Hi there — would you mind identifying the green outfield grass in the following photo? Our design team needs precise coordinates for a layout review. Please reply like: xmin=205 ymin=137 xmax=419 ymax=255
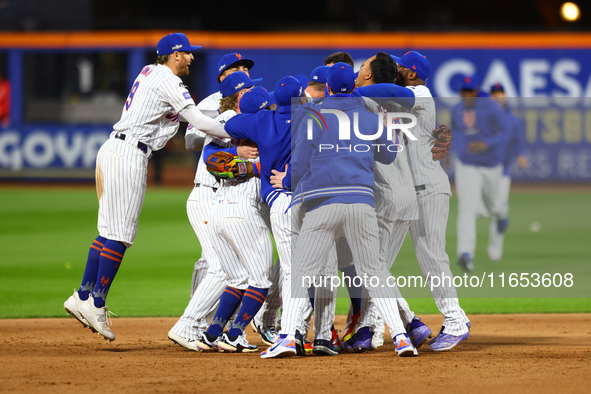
xmin=0 ymin=185 xmax=589 ymax=319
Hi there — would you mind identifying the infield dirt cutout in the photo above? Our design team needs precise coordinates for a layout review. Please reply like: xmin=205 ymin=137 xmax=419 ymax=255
xmin=1 ymin=314 xmax=590 ymax=393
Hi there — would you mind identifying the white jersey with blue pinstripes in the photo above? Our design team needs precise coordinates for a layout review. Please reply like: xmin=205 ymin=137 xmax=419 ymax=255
xmin=113 ymin=64 xmax=195 ymax=151
xmin=189 ymin=110 xmax=235 ymax=187
xmin=404 ymin=85 xmax=451 ymax=196
xmin=362 ymin=97 xmax=418 ymax=221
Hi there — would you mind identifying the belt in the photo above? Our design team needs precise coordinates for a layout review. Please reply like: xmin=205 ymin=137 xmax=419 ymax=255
xmin=195 ymin=183 xmax=218 ymax=193
xmin=115 ymin=133 xmax=150 ymax=155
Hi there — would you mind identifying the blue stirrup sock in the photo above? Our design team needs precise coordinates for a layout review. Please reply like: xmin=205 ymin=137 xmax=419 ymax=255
xmin=227 ymin=286 xmax=268 ymax=339
xmin=206 ymin=286 xmax=245 ymax=338
xmin=92 ymin=240 xmax=126 ymax=308
xmin=78 ymin=235 xmax=107 ymax=301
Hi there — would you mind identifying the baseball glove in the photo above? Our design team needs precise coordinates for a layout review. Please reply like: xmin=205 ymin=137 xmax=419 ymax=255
xmin=206 ymin=151 xmax=259 ymax=181
xmin=431 ymin=124 xmax=452 ymax=161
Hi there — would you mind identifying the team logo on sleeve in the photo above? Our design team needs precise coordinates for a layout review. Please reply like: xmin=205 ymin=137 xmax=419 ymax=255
xmin=166 ymin=113 xmax=180 ymax=123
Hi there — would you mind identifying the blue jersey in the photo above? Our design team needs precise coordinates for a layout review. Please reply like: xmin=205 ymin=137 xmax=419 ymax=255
xmin=290 ymin=94 xmax=397 ymax=211
xmin=501 ymin=106 xmax=526 ymax=175
xmin=224 ymin=106 xmax=292 ymax=208
xmin=450 ymin=97 xmax=511 ymax=167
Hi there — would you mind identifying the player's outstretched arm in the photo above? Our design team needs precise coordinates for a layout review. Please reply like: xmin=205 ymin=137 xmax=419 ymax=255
xmin=180 ymin=105 xmax=231 ymax=138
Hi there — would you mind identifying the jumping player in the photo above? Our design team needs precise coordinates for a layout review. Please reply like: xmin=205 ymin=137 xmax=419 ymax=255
xmin=63 ymin=33 xmax=214 ymax=341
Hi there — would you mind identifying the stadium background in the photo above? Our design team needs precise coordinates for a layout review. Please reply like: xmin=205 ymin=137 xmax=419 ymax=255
xmin=0 ymin=1 xmax=590 ymax=392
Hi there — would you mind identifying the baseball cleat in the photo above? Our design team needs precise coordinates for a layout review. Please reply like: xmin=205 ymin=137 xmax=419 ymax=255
xmin=458 ymin=253 xmax=474 ymax=272
xmin=194 ymin=332 xmax=221 ymax=352
xmin=406 ymin=317 xmax=432 ymax=349
xmin=331 ymin=328 xmax=341 ymax=350
xmin=342 ymin=310 xmax=360 ymax=342
xmin=312 ymin=339 xmax=339 ymax=356
xmin=371 ymin=330 xmax=384 ymax=350
xmin=77 ymin=296 xmax=116 ymax=341
xmin=252 ymin=323 xmax=279 ymax=346
xmin=371 ymin=317 xmax=385 ymax=350
xmin=429 ymin=331 xmax=470 ymax=352
xmin=64 ymin=289 xmax=89 ymax=328
xmin=394 ymin=333 xmax=419 ymax=357
xmin=294 ymin=330 xmax=307 ymax=356
xmin=260 ymin=335 xmax=297 ymax=359
xmin=350 ymin=326 xmax=373 ymax=352
xmin=429 ymin=322 xmax=471 ymax=345
xmin=304 ymin=341 xmax=314 ymax=354
xmin=168 ymin=331 xmax=198 ymax=351
xmin=217 ymin=332 xmax=258 ymax=353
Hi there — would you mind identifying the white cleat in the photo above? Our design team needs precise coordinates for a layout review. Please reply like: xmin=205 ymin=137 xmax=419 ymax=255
xmin=168 ymin=331 xmax=198 ymax=351
xmin=64 ymin=289 xmax=89 ymax=328
xmin=394 ymin=333 xmax=418 ymax=357
xmin=77 ymin=295 xmax=116 ymax=341
xmin=260 ymin=335 xmax=297 ymax=359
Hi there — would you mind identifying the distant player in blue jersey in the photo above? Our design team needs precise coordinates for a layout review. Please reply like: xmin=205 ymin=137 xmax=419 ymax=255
xmin=486 ymin=83 xmax=528 ymax=261
xmin=450 ymin=75 xmax=512 ymax=271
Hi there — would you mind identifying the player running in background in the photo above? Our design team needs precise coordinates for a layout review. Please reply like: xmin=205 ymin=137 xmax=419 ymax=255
xmin=63 ymin=33 xmax=216 ymax=341
xmin=486 ymin=83 xmax=528 ymax=261
xmin=450 ymin=75 xmax=512 ymax=272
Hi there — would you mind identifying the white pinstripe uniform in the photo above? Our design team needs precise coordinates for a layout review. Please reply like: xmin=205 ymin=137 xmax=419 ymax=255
xmin=284 ymin=202 xmax=408 ymax=339
xmin=97 ymin=64 xmax=194 ymax=247
xmin=170 ymin=110 xmax=244 ymax=340
xmin=186 ymin=90 xmax=223 ymax=295
xmin=404 ymin=85 xmax=470 ymax=336
xmin=340 ymin=97 xmax=420 ymax=338
xmin=208 ymin=142 xmax=274 ymax=292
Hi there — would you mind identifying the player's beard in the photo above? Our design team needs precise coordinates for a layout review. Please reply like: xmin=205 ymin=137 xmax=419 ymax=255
xmin=178 ymin=62 xmax=190 ymax=77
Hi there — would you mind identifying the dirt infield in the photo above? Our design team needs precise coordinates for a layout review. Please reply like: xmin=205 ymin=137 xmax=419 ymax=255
xmin=1 ymin=314 xmax=589 ymax=393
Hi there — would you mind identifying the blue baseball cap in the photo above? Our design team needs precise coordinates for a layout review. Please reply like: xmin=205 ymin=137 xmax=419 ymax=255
xmin=217 ymin=53 xmax=255 ymax=82
xmin=460 ymin=75 xmax=479 ymax=91
xmin=239 ymin=86 xmax=272 ymax=113
xmin=219 ymin=71 xmax=263 ymax=98
xmin=156 ymin=33 xmax=201 ymax=55
xmin=327 ymin=62 xmax=355 ymax=93
xmin=490 ymin=82 xmax=505 ymax=93
xmin=391 ymin=51 xmax=431 ymax=81
xmin=274 ymin=75 xmax=304 ymax=106
xmin=309 ymin=66 xmax=329 ymax=84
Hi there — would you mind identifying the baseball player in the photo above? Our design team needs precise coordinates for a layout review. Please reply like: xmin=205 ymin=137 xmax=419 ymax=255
xmin=194 ymin=74 xmax=308 ymax=357
xmin=486 ymin=83 xmax=527 ymax=261
xmin=262 ymin=63 xmax=418 ymax=358
xmin=189 ymin=76 xmax=277 ymax=353
xmin=168 ymin=73 xmax=271 ymax=351
xmin=451 ymin=75 xmax=512 ymax=272
xmin=167 ymin=54 xmax=262 ymax=350
xmin=339 ymin=52 xmax=429 ymax=352
xmin=356 ymin=50 xmax=472 ymax=351
xmin=63 ymin=33 xmax=220 ymax=341
xmin=185 ymin=52 xmax=257 ymax=297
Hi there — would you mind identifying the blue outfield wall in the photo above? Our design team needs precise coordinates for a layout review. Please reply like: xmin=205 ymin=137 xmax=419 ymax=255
xmin=1 ymin=46 xmax=591 ymax=182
